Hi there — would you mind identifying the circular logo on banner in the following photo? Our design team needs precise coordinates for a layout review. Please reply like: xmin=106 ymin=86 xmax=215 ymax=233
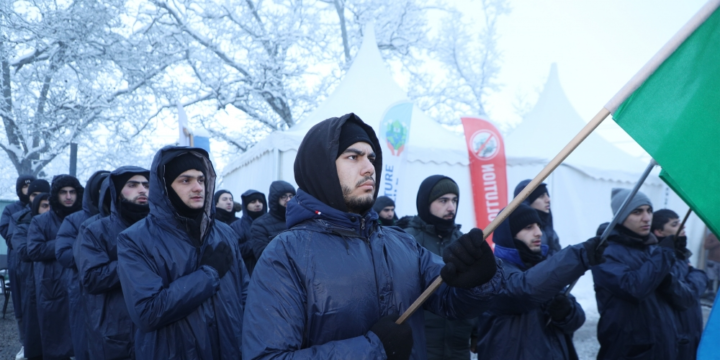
xmin=468 ymin=129 xmax=501 ymax=160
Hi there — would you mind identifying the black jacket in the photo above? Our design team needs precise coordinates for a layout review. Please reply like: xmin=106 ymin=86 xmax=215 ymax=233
xmin=230 ymin=189 xmax=267 ymax=275
xmin=250 ymin=180 xmax=296 ymax=261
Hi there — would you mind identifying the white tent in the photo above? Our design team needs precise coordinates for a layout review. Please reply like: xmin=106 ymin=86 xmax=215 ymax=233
xmin=221 ymin=28 xmax=706 ymax=264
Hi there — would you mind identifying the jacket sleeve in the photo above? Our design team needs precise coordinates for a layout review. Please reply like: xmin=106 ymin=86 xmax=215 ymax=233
xmin=549 ymin=295 xmax=586 ymax=334
xmin=483 ymin=244 xmax=590 ymax=316
xmin=117 ymin=231 xmax=219 ymax=333
xmin=11 ymin=223 xmax=31 ymax=261
xmin=55 ymin=217 xmax=79 ymax=269
xmin=77 ymin=224 xmax=120 ymax=295
xmin=0 ymin=205 xmax=13 ymax=242
xmin=27 ymin=217 xmax=56 ymax=261
xmin=657 ymin=261 xmax=708 ymax=311
xmin=592 ymin=245 xmax=674 ymax=303
xmin=250 ymin=220 xmax=272 ymax=261
xmin=232 ymin=221 xmax=254 ymax=260
xmin=242 ymin=239 xmax=386 ymax=359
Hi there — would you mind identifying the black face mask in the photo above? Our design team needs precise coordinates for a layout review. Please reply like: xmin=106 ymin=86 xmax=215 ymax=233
xmin=513 ymin=239 xmax=545 ymax=268
xmin=215 ymin=208 xmax=236 ymax=225
xmin=118 ymin=199 xmax=150 ymax=226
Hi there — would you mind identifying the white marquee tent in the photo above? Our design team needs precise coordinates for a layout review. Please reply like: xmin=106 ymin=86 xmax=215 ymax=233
xmin=221 ymin=27 xmax=706 ymax=266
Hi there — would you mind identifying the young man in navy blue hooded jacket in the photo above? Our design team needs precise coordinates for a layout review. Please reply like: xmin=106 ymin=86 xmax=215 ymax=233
xmin=514 ymin=180 xmax=561 ymax=255
xmin=245 ymin=113 xmax=514 ymax=360
xmin=592 ymin=189 xmax=689 ymax=360
xmin=474 ymin=203 xmax=597 ymax=359
xmin=231 ymin=189 xmax=267 ymax=275
xmin=76 ymin=166 xmax=151 ymax=359
xmin=117 ymin=147 xmax=249 ymax=360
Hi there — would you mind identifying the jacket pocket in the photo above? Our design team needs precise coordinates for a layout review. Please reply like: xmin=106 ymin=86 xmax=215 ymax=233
xmin=39 ymin=277 xmax=64 ymax=301
xmin=103 ymin=335 xmax=133 ymax=360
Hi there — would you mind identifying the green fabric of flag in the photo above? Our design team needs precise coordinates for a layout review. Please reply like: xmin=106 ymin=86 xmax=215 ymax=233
xmin=613 ymin=7 xmax=720 ymax=236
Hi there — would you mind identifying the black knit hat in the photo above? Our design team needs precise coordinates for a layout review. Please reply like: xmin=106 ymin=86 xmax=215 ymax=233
xmin=651 ymin=209 xmax=679 ymax=233
xmin=164 ymin=152 xmax=206 ymax=189
xmin=336 ymin=120 xmax=374 ymax=158
xmin=27 ymin=179 xmax=51 ymax=196
xmin=16 ymin=175 xmax=35 ymax=204
xmin=428 ymin=178 xmax=459 ymax=204
xmin=509 ymin=203 xmax=542 ymax=238
xmin=113 ymin=171 xmax=150 ymax=196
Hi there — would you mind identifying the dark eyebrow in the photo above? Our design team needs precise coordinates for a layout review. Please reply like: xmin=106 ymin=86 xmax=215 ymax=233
xmin=126 ymin=180 xmax=149 ymax=185
xmin=342 ymin=148 xmax=365 ymax=156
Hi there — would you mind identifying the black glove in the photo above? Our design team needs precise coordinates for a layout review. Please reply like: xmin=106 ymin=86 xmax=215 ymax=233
xmin=547 ymin=294 xmax=573 ymax=321
xmin=369 ymin=315 xmax=413 ymax=360
xmin=200 ymin=242 xmax=233 ymax=278
xmin=582 ymin=236 xmax=608 ymax=266
xmin=674 ymin=235 xmax=689 ymax=259
xmin=441 ymin=228 xmax=497 ymax=289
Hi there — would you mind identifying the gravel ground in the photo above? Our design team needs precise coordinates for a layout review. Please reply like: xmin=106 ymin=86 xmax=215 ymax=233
xmin=0 ymin=301 xmax=21 ymax=360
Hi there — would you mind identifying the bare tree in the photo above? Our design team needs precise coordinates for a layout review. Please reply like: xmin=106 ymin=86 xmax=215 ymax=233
xmin=0 ymin=0 xmax=180 ymax=176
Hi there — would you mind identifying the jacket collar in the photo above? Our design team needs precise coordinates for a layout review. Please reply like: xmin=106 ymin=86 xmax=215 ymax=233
xmin=286 ymin=189 xmax=378 ymax=238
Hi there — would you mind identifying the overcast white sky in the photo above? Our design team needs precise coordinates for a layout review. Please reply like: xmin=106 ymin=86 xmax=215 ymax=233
xmin=469 ymin=0 xmax=707 ymax=157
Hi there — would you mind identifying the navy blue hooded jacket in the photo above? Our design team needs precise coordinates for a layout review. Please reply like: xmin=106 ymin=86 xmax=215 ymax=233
xmin=475 ymin=212 xmax=586 ymax=360
xmin=231 ymin=189 xmax=267 ymax=275
xmin=250 ymin=180 xmax=296 ymax=261
xmin=242 ymin=113 xmax=506 ymax=360
xmin=11 ymin=194 xmax=49 ymax=359
xmin=117 ymin=146 xmax=249 ymax=360
xmin=514 ymin=180 xmax=561 ymax=255
xmin=55 ymin=170 xmax=109 ymax=360
xmin=0 ymin=175 xmax=35 ymax=243
xmin=27 ymin=175 xmax=84 ymax=359
xmin=591 ymin=226 xmax=680 ymax=360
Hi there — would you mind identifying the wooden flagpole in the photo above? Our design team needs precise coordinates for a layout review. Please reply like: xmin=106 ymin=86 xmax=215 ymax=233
xmin=396 ymin=107 xmax=612 ymax=325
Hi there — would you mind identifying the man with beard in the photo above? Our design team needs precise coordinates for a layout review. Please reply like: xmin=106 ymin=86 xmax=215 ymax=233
xmin=27 ymin=175 xmax=84 ymax=359
xmin=250 ymin=180 xmax=296 ymax=261
xmin=592 ymin=189 xmax=688 ymax=360
xmin=8 ymin=179 xmax=50 ymax=358
xmin=55 ymin=170 xmax=110 ymax=360
xmin=1 ymin=174 xmax=34 ymax=348
xmin=231 ymin=189 xmax=267 ymax=275
xmin=13 ymin=191 xmax=51 ymax=360
xmin=117 ymin=147 xmax=248 ymax=359
xmin=404 ymin=175 xmax=475 ymax=360
xmin=514 ymin=180 xmax=561 ymax=255
xmin=373 ymin=196 xmax=397 ymax=226
xmin=214 ymin=190 xmax=239 ymax=225
xmin=474 ymin=203 xmax=598 ymax=359
xmin=243 ymin=113 xmax=503 ymax=360
xmin=76 ymin=167 xmax=150 ymax=359
xmin=651 ymin=209 xmax=707 ymax=360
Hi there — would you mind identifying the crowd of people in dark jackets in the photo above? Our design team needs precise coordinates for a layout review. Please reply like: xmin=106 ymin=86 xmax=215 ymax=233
xmin=0 ymin=113 xmax=710 ymax=360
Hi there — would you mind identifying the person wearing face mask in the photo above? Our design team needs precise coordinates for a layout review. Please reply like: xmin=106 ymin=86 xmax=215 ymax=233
xmin=473 ymin=203 xmax=596 ymax=359
xmin=116 ymin=147 xmax=248 ymax=359
xmin=27 ymin=175 xmax=84 ymax=359
xmin=250 ymin=180 xmax=296 ymax=263
xmin=373 ymin=196 xmax=398 ymax=226
xmin=514 ymin=180 xmax=561 ymax=255
xmin=592 ymin=189 xmax=685 ymax=360
xmin=9 ymin=180 xmax=49 ymax=360
xmin=55 ymin=170 xmax=110 ymax=360
xmin=214 ymin=190 xmax=239 ymax=225
xmin=76 ymin=167 xmax=151 ymax=359
xmin=230 ymin=189 xmax=267 ymax=275
xmin=243 ymin=114 xmax=504 ymax=360
xmin=403 ymin=175 xmax=474 ymax=360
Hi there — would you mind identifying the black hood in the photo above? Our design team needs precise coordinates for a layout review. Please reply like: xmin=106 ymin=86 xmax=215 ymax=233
xmin=50 ymin=175 xmax=84 ymax=219
xmin=16 ymin=175 xmax=36 ymax=204
xmin=416 ymin=175 xmax=459 ymax=237
xmin=98 ymin=177 xmax=112 ymax=217
xmin=83 ymin=170 xmax=110 ymax=216
xmin=31 ymin=193 xmax=51 ymax=216
xmin=109 ymin=166 xmax=150 ymax=225
xmin=294 ymin=113 xmax=382 ymax=212
xmin=149 ymin=146 xmax=216 ymax=242
xmin=240 ymin=189 xmax=267 ymax=220
xmin=268 ymin=180 xmax=296 ymax=221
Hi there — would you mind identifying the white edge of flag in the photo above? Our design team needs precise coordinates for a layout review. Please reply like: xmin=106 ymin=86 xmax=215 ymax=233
xmin=605 ymin=0 xmax=720 ymax=113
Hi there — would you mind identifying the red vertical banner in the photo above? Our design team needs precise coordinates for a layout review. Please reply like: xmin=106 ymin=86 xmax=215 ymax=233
xmin=461 ymin=117 xmax=508 ymax=247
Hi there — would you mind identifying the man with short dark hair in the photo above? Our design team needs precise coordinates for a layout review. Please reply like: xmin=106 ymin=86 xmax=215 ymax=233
xmin=514 ymin=180 xmax=561 ymax=254
xmin=27 ymin=175 xmax=84 ymax=359
xmin=55 ymin=170 xmax=109 ymax=360
xmin=117 ymin=147 xmax=248 ymax=359
xmin=250 ymin=180 xmax=296 ymax=262
xmin=592 ymin=189 xmax=688 ymax=360
xmin=231 ymin=189 xmax=267 ymax=274
xmin=651 ymin=208 xmax=707 ymax=360
xmin=76 ymin=167 xmax=150 ymax=359
xmin=373 ymin=196 xmax=397 ymax=226
xmin=243 ymin=113 xmax=502 ymax=360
